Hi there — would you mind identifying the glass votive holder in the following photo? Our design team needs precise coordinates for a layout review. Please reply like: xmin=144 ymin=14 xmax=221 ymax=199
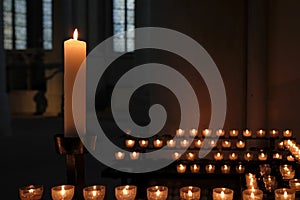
xmin=279 ymin=164 xmax=293 ymax=174
xmin=172 ymin=152 xmax=181 ymax=160
xmin=229 ymin=130 xmax=239 ymax=137
xmin=282 ymin=169 xmax=295 ymax=180
xmin=190 ymin=164 xmax=200 ymax=173
xmin=214 ymin=152 xmax=224 ymax=161
xmin=258 ymin=151 xmax=268 ymax=161
xmin=180 ymin=186 xmax=201 ymax=200
xmin=242 ymin=189 xmax=263 ymax=200
xmin=180 ymin=139 xmax=190 ymax=148
xmin=115 ymin=151 xmax=125 ymax=160
xmin=205 ymin=164 xmax=215 ymax=173
xmin=283 ymin=130 xmax=292 ymax=138
xmin=259 ymin=164 xmax=271 ymax=176
xmin=236 ymin=164 xmax=245 ymax=174
xmin=51 ymin=185 xmax=75 ymax=200
xmin=177 ymin=164 xmax=187 ymax=173
xmin=212 ymin=188 xmax=234 ymax=200
xmin=176 ymin=129 xmax=185 ymax=137
xmin=129 ymin=151 xmax=140 ymax=160
xmin=289 ymin=179 xmax=300 ymax=192
xmin=189 ymin=129 xmax=198 ymax=137
xmin=269 ymin=129 xmax=279 ymax=138
xmin=194 ymin=139 xmax=203 ymax=148
xmin=147 ymin=186 xmax=168 ymax=200
xmin=229 ymin=152 xmax=238 ymax=161
xmin=19 ymin=185 xmax=43 ymax=200
xmin=216 ymin=129 xmax=225 ymax=137
xmin=221 ymin=164 xmax=231 ymax=174
xmin=167 ymin=139 xmax=176 ymax=148
xmin=202 ymin=129 xmax=212 ymax=137
xmin=274 ymin=188 xmax=295 ymax=200
xmin=236 ymin=140 xmax=245 ymax=149
xmin=139 ymin=139 xmax=149 ymax=148
xmin=115 ymin=185 xmax=137 ymax=200
xmin=244 ymin=152 xmax=253 ymax=161
xmin=273 ymin=153 xmax=282 ymax=160
xmin=256 ymin=129 xmax=266 ymax=138
xmin=263 ymin=175 xmax=276 ymax=192
xmin=222 ymin=140 xmax=231 ymax=148
xmin=153 ymin=139 xmax=163 ymax=148
xmin=125 ymin=139 xmax=135 ymax=148
xmin=186 ymin=152 xmax=195 ymax=161
xmin=83 ymin=185 xmax=106 ymax=200
xmin=243 ymin=129 xmax=252 ymax=137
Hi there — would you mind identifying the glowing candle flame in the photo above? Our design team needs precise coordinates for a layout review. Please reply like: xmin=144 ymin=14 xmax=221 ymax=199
xmin=73 ymin=29 xmax=78 ymax=40
xmin=188 ymin=190 xmax=193 ymax=197
xmin=156 ymin=190 xmax=161 ymax=197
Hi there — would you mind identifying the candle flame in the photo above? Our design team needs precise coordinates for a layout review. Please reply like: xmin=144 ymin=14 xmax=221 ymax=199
xmin=73 ymin=29 xmax=78 ymax=40
xmin=188 ymin=190 xmax=193 ymax=197
xmin=29 ymin=189 xmax=34 ymax=193
xmin=61 ymin=186 xmax=66 ymax=196
xmin=250 ymin=192 xmax=255 ymax=199
xmin=220 ymin=191 xmax=225 ymax=198
xmin=122 ymin=187 xmax=129 ymax=195
xmin=92 ymin=190 xmax=97 ymax=197
xmin=156 ymin=190 xmax=161 ymax=196
xmin=284 ymin=191 xmax=288 ymax=198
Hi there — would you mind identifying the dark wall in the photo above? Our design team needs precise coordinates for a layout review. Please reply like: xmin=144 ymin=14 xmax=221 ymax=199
xmin=268 ymin=0 xmax=300 ymax=138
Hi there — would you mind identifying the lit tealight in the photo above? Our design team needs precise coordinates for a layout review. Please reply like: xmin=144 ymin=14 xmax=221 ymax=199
xmin=230 ymin=130 xmax=239 ymax=137
xmin=180 ymin=139 xmax=190 ymax=148
xmin=216 ymin=129 xmax=225 ymax=137
xmin=177 ymin=164 xmax=187 ymax=173
xmin=129 ymin=151 xmax=140 ymax=160
xmin=243 ymin=129 xmax=252 ymax=137
xmin=139 ymin=140 xmax=149 ymax=148
xmin=205 ymin=164 xmax=215 ymax=173
xmin=176 ymin=129 xmax=185 ymax=137
xmin=236 ymin=140 xmax=245 ymax=149
xmin=153 ymin=139 xmax=163 ymax=148
xmin=256 ymin=129 xmax=266 ymax=137
xmin=125 ymin=139 xmax=135 ymax=148
xmin=194 ymin=139 xmax=203 ymax=148
xmin=202 ymin=129 xmax=212 ymax=137
xmin=222 ymin=140 xmax=231 ymax=148
xmin=283 ymin=130 xmax=292 ymax=138
xmin=214 ymin=152 xmax=224 ymax=161
xmin=244 ymin=152 xmax=253 ymax=161
xmin=189 ymin=129 xmax=198 ymax=137
xmin=186 ymin=152 xmax=195 ymax=161
xmin=115 ymin=152 xmax=125 ymax=160
xmin=167 ymin=139 xmax=176 ymax=148
xmin=172 ymin=152 xmax=181 ymax=160
xmin=269 ymin=130 xmax=279 ymax=138
xmin=190 ymin=164 xmax=200 ymax=173
xmin=229 ymin=152 xmax=238 ymax=161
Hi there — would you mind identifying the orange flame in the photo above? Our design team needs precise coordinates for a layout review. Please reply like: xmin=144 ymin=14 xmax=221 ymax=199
xmin=73 ymin=29 xmax=78 ymax=40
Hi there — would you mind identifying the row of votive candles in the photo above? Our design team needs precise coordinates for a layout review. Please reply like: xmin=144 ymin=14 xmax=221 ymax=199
xmin=18 ymin=184 xmax=238 ymax=200
xmin=173 ymin=129 xmax=292 ymax=138
xmin=176 ymin=163 xmax=246 ymax=174
xmin=245 ymin=173 xmax=299 ymax=199
xmin=125 ymin=138 xmax=250 ymax=148
xmin=115 ymin=150 xmax=290 ymax=161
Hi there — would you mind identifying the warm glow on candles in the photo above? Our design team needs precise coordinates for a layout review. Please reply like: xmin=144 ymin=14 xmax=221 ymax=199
xmin=257 ymin=129 xmax=266 ymax=137
xmin=236 ymin=140 xmax=245 ymax=148
xmin=243 ymin=129 xmax=252 ymax=137
xmin=125 ymin=139 xmax=135 ymax=148
xmin=187 ymin=152 xmax=195 ymax=161
xmin=172 ymin=152 xmax=181 ymax=160
xmin=230 ymin=130 xmax=238 ymax=137
xmin=177 ymin=164 xmax=187 ymax=173
xmin=203 ymin=129 xmax=212 ymax=137
xmin=220 ymin=191 xmax=225 ymax=198
xmin=167 ymin=139 xmax=176 ymax=147
xmin=64 ymin=28 xmax=86 ymax=137
xmin=154 ymin=139 xmax=163 ymax=148
xmin=189 ymin=129 xmax=198 ymax=137
xmin=229 ymin=152 xmax=238 ymax=160
xmin=176 ymin=129 xmax=185 ymax=136
xmin=216 ymin=129 xmax=225 ymax=137
xmin=115 ymin=151 xmax=125 ymax=160
xmin=130 ymin=151 xmax=139 ymax=160
xmin=180 ymin=139 xmax=190 ymax=148
xmin=190 ymin=164 xmax=200 ymax=173
xmin=194 ymin=139 xmax=203 ymax=148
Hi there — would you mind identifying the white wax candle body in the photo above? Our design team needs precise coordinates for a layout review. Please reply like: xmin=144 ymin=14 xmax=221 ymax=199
xmin=64 ymin=33 xmax=86 ymax=137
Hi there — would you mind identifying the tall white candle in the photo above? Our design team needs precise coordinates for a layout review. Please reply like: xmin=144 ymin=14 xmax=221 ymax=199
xmin=64 ymin=29 xmax=86 ymax=137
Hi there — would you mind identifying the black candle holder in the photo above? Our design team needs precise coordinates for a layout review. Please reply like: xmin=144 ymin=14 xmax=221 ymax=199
xmin=54 ymin=134 xmax=85 ymax=200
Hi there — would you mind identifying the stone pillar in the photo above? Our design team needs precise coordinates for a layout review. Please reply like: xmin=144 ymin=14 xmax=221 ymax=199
xmin=0 ymin=1 xmax=12 ymax=135
xmin=246 ymin=0 xmax=268 ymax=130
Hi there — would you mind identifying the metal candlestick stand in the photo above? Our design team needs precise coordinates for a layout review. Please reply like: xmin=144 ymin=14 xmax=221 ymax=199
xmin=54 ymin=134 xmax=85 ymax=200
